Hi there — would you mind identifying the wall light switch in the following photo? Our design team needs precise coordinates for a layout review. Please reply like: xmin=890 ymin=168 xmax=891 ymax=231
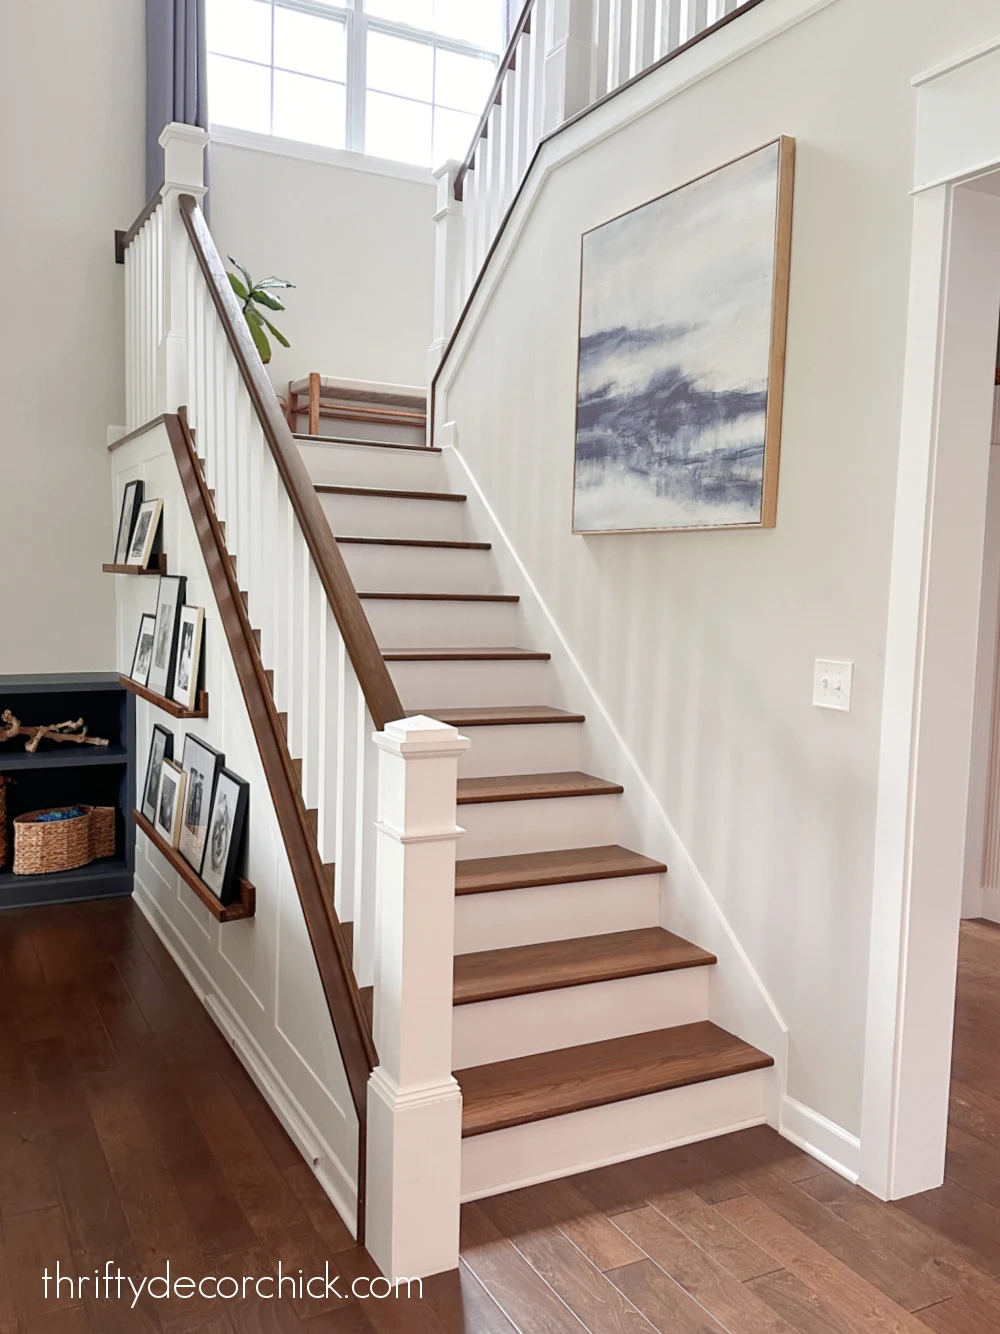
xmin=814 ymin=659 xmax=854 ymax=712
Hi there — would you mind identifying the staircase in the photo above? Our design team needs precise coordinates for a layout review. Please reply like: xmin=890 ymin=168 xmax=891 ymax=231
xmin=295 ymin=410 xmax=773 ymax=1202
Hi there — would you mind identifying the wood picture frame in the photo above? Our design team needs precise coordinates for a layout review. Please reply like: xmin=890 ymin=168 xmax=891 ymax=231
xmin=170 ymin=606 xmax=204 ymax=712
xmin=572 ymin=136 xmax=795 ymax=534
xmin=114 ymin=479 xmax=144 ymax=564
xmin=200 ymin=766 xmax=249 ymax=904
xmin=141 ymin=723 xmax=173 ymax=825
xmin=129 ymin=613 xmax=156 ymax=688
xmin=146 ymin=574 xmax=187 ymax=699
xmin=125 ymin=498 xmax=164 ymax=568
xmin=178 ymin=733 xmax=224 ymax=874
xmin=154 ymin=759 xmax=187 ymax=849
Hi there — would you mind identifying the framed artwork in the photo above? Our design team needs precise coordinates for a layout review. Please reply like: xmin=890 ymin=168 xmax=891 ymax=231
xmin=130 ymin=613 xmax=156 ymax=688
xmin=114 ymin=479 xmax=144 ymax=563
xmin=170 ymin=606 xmax=204 ymax=712
xmin=125 ymin=498 xmax=163 ymax=568
xmin=573 ymin=137 xmax=795 ymax=534
xmin=201 ymin=767 xmax=249 ymax=904
xmin=147 ymin=574 xmax=187 ymax=699
xmin=154 ymin=759 xmax=187 ymax=848
xmin=178 ymin=733 xmax=224 ymax=873
xmin=141 ymin=724 xmax=174 ymax=824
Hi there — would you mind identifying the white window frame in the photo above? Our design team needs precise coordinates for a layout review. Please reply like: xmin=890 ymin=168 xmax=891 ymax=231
xmin=207 ymin=0 xmax=506 ymax=163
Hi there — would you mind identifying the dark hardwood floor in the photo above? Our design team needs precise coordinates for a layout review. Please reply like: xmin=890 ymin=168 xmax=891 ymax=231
xmin=3 ymin=902 xmax=1000 ymax=1332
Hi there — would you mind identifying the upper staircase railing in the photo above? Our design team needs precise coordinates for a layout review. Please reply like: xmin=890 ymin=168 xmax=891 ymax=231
xmin=120 ymin=125 xmax=467 ymax=1279
xmin=428 ymin=0 xmax=762 ymax=379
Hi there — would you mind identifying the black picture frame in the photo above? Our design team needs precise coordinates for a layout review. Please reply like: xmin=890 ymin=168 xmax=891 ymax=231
xmin=200 ymin=766 xmax=249 ymax=905
xmin=114 ymin=479 xmax=144 ymax=564
xmin=141 ymin=724 xmax=174 ymax=824
xmin=178 ymin=733 xmax=224 ymax=874
xmin=147 ymin=574 xmax=187 ymax=699
xmin=130 ymin=613 xmax=156 ymax=687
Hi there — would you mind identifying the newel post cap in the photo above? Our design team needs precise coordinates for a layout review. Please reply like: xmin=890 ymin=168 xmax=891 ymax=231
xmin=375 ymin=715 xmax=470 ymax=757
xmin=159 ymin=122 xmax=209 ymax=193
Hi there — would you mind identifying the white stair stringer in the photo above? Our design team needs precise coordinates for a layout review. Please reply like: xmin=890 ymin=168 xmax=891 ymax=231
xmin=459 ymin=1068 xmax=769 ymax=1202
xmin=452 ymin=965 xmax=711 ymax=1067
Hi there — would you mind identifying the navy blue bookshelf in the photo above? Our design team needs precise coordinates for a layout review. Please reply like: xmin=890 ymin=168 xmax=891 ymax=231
xmin=0 ymin=673 xmax=135 ymax=910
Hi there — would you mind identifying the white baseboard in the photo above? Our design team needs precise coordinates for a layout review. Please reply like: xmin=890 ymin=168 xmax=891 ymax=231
xmin=779 ymin=1094 xmax=860 ymax=1182
xmin=132 ymin=885 xmax=359 ymax=1234
xmin=980 ymin=887 xmax=1000 ymax=922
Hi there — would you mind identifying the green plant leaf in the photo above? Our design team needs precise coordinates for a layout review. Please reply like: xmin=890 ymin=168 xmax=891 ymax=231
xmin=228 ymin=272 xmax=249 ymax=300
xmin=259 ymin=314 xmax=290 ymax=347
xmin=243 ymin=307 xmax=271 ymax=363
xmin=256 ymin=276 xmax=296 ymax=290
xmin=250 ymin=289 xmax=285 ymax=311
xmin=227 ymin=256 xmax=254 ymax=291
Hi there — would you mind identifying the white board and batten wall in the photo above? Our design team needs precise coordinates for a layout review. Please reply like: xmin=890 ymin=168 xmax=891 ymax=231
xmin=433 ymin=0 xmax=1000 ymax=1183
xmin=109 ymin=421 xmax=360 ymax=1231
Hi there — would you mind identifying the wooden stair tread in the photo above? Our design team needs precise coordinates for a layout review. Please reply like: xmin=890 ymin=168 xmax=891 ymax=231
xmin=293 ymin=433 xmax=441 ymax=453
xmin=335 ymin=535 xmax=490 ymax=550
xmin=456 ymin=771 xmax=622 ymax=803
xmin=383 ymin=646 xmax=550 ymax=662
xmin=456 ymin=1022 xmax=773 ymax=1136
xmin=360 ymin=592 xmax=519 ymax=603
xmin=453 ymin=926 xmax=715 ymax=1005
xmin=455 ymin=844 xmax=666 ymax=895
xmin=418 ymin=705 xmax=584 ymax=726
xmin=316 ymin=484 xmax=466 ymax=502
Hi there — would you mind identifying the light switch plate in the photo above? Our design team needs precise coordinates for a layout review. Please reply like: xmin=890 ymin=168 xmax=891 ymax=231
xmin=814 ymin=659 xmax=854 ymax=711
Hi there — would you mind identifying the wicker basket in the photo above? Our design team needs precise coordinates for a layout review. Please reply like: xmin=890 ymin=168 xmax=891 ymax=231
xmin=13 ymin=805 xmax=116 ymax=876
xmin=0 ymin=776 xmax=10 ymax=869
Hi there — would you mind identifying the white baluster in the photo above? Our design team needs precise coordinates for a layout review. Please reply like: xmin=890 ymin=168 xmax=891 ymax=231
xmin=486 ymin=102 xmax=504 ymax=250
xmin=609 ymin=0 xmax=632 ymax=90
xmin=630 ymin=0 xmax=657 ymax=75
xmin=511 ymin=24 xmax=533 ymax=183
xmin=317 ymin=606 xmax=342 ymax=868
xmin=461 ymin=151 xmax=479 ymax=303
xmin=678 ymin=0 xmax=708 ymax=42
xmin=428 ymin=161 xmax=465 ymax=385
xmin=335 ymin=652 xmax=363 ymax=927
xmin=300 ymin=559 xmax=324 ymax=812
xmin=593 ymin=0 xmax=611 ymax=98
xmin=498 ymin=65 xmax=517 ymax=219
xmin=542 ymin=0 xmax=595 ymax=134
xmin=353 ymin=714 xmax=378 ymax=990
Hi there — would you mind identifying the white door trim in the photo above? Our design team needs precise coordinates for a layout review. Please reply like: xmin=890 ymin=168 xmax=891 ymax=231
xmin=861 ymin=35 xmax=1000 ymax=1200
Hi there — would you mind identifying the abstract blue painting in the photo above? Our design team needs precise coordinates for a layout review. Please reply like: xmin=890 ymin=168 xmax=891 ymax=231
xmin=573 ymin=138 xmax=793 ymax=533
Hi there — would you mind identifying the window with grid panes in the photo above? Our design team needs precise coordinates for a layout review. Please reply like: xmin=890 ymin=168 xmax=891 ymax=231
xmin=206 ymin=0 xmax=506 ymax=167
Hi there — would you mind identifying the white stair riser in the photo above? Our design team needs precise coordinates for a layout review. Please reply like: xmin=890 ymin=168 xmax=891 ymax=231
xmin=458 ymin=793 xmax=620 ymax=859
xmin=454 ymin=873 xmax=661 ymax=953
xmin=298 ymin=440 xmax=447 ymax=489
xmin=339 ymin=544 xmax=497 ymax=595
xmin=318 ymin=492 xmax=471 ymax=543
xmin=457 ymin=722 xmax=583 ymax=777
xmin=452 ymin=967 xmax=711 ymax=1067
xmin=363 ymin=598 xmax=521 ymax=650
xmin=389 ymin=657 xmax=553 ymax=709
xmin=460 ymin=1069 xmax=769 ymax=1201
xmin=293 ymin=415 xmax=425 ymax=448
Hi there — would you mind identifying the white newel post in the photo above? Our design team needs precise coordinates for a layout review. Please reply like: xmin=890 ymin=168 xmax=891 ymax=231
xmin=542 ymin=0 xmax=595 ymax=134
xmin=365 ymin=716 xmax=470 ymax=1281
xmin=428 ymin=161 xmax=466 ymax=393
xmin=158 ymin=122 xmax=209 ymax=413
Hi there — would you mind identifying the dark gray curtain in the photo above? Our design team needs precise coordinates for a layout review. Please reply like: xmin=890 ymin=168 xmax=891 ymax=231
xmin=146 ymin=0 xmax=208 ymax=199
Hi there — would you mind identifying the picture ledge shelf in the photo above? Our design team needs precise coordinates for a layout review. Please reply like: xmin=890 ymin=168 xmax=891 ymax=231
xmin=133 ymin=810 xmax=255 ymax=922
xmin=103 ymin=554 xmax=168 ymax=576
xmin=118 ymin=676 xmax=208 ymax=719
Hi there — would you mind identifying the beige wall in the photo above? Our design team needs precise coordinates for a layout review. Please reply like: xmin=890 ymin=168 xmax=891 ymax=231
xmin=208 ymin=140 xmax=436 ymax=391
xmin=1 ymin=0 xmax=146 ymax=673
xmin=438 ymin=0 xmax=1000 ymax=1136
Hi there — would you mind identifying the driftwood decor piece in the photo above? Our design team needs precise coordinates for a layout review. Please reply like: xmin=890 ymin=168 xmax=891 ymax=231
xmin=0 ymin=710 xmax=110 ymax=753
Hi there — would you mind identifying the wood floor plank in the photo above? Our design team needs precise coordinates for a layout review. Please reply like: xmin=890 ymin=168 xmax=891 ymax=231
xmin=612 ymin=1205 xmax=796 ymax=1333
xmin=524 ymin=1177 xmax=646 ymax=1271
xmin=915 ymin=1296 xmax=996 ymax=1334
xmin=16 ymin=1309 xmax=92 ymax=1334
xmin=3 ymin=1207 xmax=78 ymax=1322
xmin=745 ymin=1269 xmax=861 ymax=1334
xmin=421 ymin=1261 xmax=520 ymax=1334
xmin=0 ymin=1112 xmax=60 ymax=1221
xmin=604 ymin=1258 xmax=730 ymax=1334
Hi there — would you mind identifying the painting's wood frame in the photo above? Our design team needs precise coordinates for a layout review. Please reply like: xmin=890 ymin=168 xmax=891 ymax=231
xmin=571 ymin=135 xmax=795 ymax=535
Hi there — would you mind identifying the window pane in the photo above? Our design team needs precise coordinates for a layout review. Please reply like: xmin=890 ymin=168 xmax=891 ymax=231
xmin=435 ymin=49 xmax=495 ymax=113
xmin=207 ymin=0 xmax=272 ymax=64
xmin=208 ymin=54 xmax=272 ymax=132
xmin=274 ymin=7 xmax=346 ymax=80
xmin=367 ymin=31 xmax=434 ymax=102
xmin=272 ymin=70 xmax=346 ymax=147
xmin=366 ymin=91 xmax=432 ymax=165
xmin=434 ymin=0 xmax=504 ymax=52
xmin=365 ymin=0 xmax=433 ymax=28
xmin=433 ymin=107 xmax=477 ymax=167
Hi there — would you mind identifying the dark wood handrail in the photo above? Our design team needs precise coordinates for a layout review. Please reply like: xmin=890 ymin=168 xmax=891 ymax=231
xmin=178 ymin=193 xmax=405 ymax=733
xmin=115 ymin=188 xmax=163 ymax=263
xmin=454 ymin=0 xmax=536 ymax=203
xmin=164 ymin=409 xmax=375 ymax=1239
